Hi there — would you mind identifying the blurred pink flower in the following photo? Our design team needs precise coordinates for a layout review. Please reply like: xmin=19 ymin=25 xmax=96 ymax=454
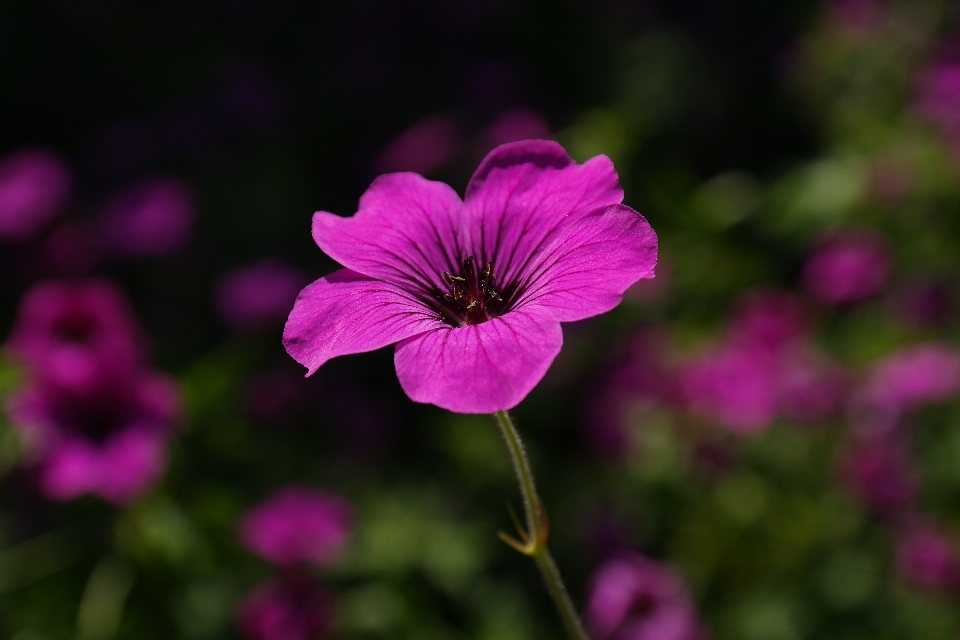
xmin=826 ymin=0 xmax=880 ymax=34
xmin=726 ymin=290 xmax=808 ymax=350
xmin=7 ymin=368 xmax=179 ymax=504
xmin=896 ymin=522 xmax=960 ymax=590
xmin=801 ymin=228 xmax=890 ymax=304
xmin=586 ymin=552 xmax=705 ymax=640
xmin=839 ymin=436 xmax=918 ymax=515
xmin=480 ymin=108 xmax=551 ymax=151
xmin=0 ymin=147 xmax=71 ymax=241
xmin=236 ymin=571 xmax=336 ymax=640
xmin=681 ymin=344 xmax=781 ymax=434
xmin=4 ymin=280 xmax=179 ymax=504
xmin=374 ymin=113 xmax=463 ymax=175
xmin=217 ymin=261 xmax=309 ymax=330
xmin=6 ymin=280 xmax=146 ymax=396
xmin=850 ymin=343 xmax=960 ymax=433
xmin=239 ymin=487 xmax=352 ymax=567
xmin=915 ymin=60 xmax=960 ymax=160
xmin=585 ymin=328 xmax=678 ymax=454
xmin=680 ymin=291 xmax=843 ymax=434
xmin=99 ymin=177 xmax=194 ymax=256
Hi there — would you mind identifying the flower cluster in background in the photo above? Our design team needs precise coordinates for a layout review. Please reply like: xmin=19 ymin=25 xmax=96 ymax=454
xmin=1 ymin=0 xmax=960 ymax=638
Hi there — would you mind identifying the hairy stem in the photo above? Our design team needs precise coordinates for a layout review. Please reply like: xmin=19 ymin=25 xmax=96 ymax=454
xmin=494 ymin=410 xmax=590 ymax=640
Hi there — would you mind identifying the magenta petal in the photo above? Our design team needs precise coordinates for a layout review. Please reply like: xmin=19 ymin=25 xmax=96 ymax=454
xmin=514 ymin=204 xmax=657 ymax=321
xmin=311 ymin=173 xmax=466 ymax=290
xmin=463 ymin=140 xmax=625 ymax=287
xmin=97 ymin=429 xmax=167 ymax=504
xmin=40 ymin=439 xmax=100 ymax=501
xmin=394 ymin=307 xmax=563 ymax=413
xmin=283 ymin=269 xmax=444 ymax=375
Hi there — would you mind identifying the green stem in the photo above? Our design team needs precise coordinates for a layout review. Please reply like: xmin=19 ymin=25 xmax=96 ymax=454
xmin=495 ymin=410 xmax=590 ymax=640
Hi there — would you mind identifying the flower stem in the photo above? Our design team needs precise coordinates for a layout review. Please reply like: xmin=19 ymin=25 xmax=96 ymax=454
xmin=494 ymin=409 xmax=590 ymax=640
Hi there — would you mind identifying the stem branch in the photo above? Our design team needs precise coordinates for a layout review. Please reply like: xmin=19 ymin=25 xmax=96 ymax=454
xmin=495 ymin=410 xmax=590 ymax=640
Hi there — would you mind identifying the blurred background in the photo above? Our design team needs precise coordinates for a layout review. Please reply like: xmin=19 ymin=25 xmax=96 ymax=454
xmin=2 ymin=1 xmax=960 ymax=638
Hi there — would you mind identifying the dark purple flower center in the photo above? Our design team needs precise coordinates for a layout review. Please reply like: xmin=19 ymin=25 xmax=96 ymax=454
xmin=437 ymin=256 xmax=505 ymax=326
xmin=51 ymin=392 xmax=135 ymax=443
xmin=625 ymin=591 xmax=658 ymax=621
xmin=52 ymin=310 xmax=98 ymax=343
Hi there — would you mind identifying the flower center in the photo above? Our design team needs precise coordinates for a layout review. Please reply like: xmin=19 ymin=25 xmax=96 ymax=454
xmin=438 ymin=256 xmax=503 ymax=326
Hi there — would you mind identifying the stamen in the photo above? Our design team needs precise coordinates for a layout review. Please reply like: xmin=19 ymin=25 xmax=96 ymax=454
xmin=437 ymin=256 xmax=506 ymax=326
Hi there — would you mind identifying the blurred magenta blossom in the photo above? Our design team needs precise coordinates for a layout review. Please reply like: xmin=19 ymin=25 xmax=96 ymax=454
xmin=99 ymin=177 xmax=194 ymax=256
xmin=681 ymin=291 xmax=844 ymax=434
xmin=585 ymin=552 xmax=705 ymax=640
xmin=585 ymin=327 xmax=678 ymax=455
xmin=4 ymin=280 xmax=179 ymax=503
xmin=236 ymin=571 xmax=336 ymax=640
xmin=850 ymin=343 xmax=960 ymax=434
xmin=374 ymin=112 xmax=464 ymax=176
xmin=284 ymin=140 xmax=657 ymax=413
xmin=480 ymin=108 xmax=551 ymax=151
xmin=839 ymin=435 xmax=918 ymax=515
xmin=217 ymin=260 xmax=309 ymax=330
xmin=896 ymin=521 xmax=960 ymax=590
xmin=239 ymin=486 xmax=352 ymax=567
xmin=915 ymin=58 xmax=960 ymax=162
xmin=801 ymin=227 xmax=890 ymax=305
xmin=0 ymin=147 xmax=71 ymax=241
xmin=6 ymin=280 xmax=146 ymax=396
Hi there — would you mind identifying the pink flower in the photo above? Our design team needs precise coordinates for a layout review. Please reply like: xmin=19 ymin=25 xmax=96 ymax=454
xmin=7 ymin=367 xmax=179 ymax=504
xmin=850 ymin=343 xmax=960 ymax=433
xmin=284 ymin=140 xmax=657 ymax=413
xmin=586 ymin=552 xmax=705 ymax=640
xmin=6 ymin=280 xmax=146 ymax=396
xmin=681 ymin=344 xmax=781 ymax=434
xmin=915 ymin=60 xmax=960 ymax=160
xmin=236 ymin=571 xmax=336 ymax=640
xmin=217 ymin=261 xmax=309 ymax=330
xmin=839 ymin=436 xmax=918 ymax=515
xmin=801 ymin=228 xmax=890 ymax=304
xmin=374 ymin=113 xmax=463 ymax=176
xmin=4 ymin=280 xmax=179 ymax=504
xmin=0 ymin=147 xmax=71 ymax=241
xmin=481 ymin=108 xmax=551 ymax=151
xmin=896 ymin=522 xmax=960 ymax=590
xmin=99 ymin=177 xmax=194 ymax=256
xmin=239 ymin=487 xmax=352 ymax=567
xmin=679 ymin=291 xmax=844 ymax=434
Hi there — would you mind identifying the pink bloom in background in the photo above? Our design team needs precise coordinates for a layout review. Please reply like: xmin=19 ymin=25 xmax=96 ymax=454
xmin=6 ymin=280 xmax=146 ymax=396
xmin=3 ymin=280 xmax=180 ymax=504
xmin=896 ymin=522 xmax=960 ymax=590
xmin=236 ymin=571 xmax=336 ymax=640
xmin=679 ymin=291 xmax=844 ymax=434
xmin=839 ymin=436 xmax=918 ymax=515
xmin=585 ymin=328 xmax=678 ymax=455
xmin=801 ymin=228 xmax=890 ymax=305
xmin=374 ymin=113 xmax=463 ymax=176
xmin=915 ymin=60 xmax=960 ymax=161
xmin=726 ymin=290 xmax=808 ymax=351
xmin=99 ymin=177 xmax=194 ymax=257
xmin=681 ymin=343 xmax=781 ymax=434
xmin=239 ymin=487 xmax=352 ymax=567
xmin=284 ymin=140 xmax=658 ymax=413
xmin=826 ymin=0 xmax=880 ymax=34
xmin=586 ymin=552 xmax=705 ymax=640
xmin=850 ymin=343 xmax=960 ymax=434
xmin=0 ymin=147 xmax=72 ymax=241
xmin=217 ymin=261 xmax=309 ymax=330
xmin=481 ymin=108 xmax=551 ymax=151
